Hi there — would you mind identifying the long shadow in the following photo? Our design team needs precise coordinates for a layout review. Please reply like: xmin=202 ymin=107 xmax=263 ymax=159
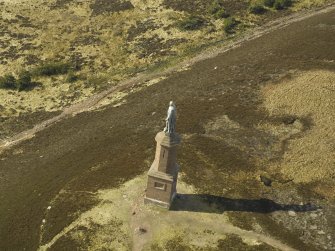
xmin=170 ymin=194 xmax=320 ymax=214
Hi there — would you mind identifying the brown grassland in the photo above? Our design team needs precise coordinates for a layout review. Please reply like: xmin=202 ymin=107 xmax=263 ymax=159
xmin=0 ymin=0 xmax=334 ymax=251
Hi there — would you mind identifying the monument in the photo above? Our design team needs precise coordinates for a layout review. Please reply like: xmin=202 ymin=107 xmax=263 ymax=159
xmin=144 ymin=101 xmax=181 ymax=209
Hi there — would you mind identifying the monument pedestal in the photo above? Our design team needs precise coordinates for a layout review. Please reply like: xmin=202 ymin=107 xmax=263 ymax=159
xmin=144 ymin=131 xmax=181 ymax=209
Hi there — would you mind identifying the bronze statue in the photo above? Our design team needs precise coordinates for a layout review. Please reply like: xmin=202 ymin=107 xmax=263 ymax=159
xmin=164 ymin=101 xmax=176 ymax=134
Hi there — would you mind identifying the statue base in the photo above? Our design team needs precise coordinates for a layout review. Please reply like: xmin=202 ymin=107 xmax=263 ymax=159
xmin=144 ymin=131 xmax=181 ymax=209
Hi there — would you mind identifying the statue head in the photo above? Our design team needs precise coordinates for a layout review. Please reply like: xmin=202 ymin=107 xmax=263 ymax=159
xmin=169 ymin=101 xmax=174 ymax=107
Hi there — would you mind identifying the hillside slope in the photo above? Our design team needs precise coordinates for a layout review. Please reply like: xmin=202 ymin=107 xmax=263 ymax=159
xmin=0 ymin=0 xmax=332 ymax=139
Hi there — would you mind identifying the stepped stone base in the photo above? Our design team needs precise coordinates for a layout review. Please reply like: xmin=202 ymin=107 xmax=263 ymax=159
xmin=144 ymin=196 xmax=175 ymax=209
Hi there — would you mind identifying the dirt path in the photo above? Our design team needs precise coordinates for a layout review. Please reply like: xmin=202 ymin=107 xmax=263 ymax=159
xmin=1 ymin=3 xmax=334 ymax=154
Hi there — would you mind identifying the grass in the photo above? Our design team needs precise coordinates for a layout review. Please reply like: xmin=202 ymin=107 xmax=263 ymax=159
xmin=177 ymin=16 xmax=206 ymax=31
xmin=0 ymin=74 xmax=17 ymax=90
xmin=274 ymin=0 xmax=293 ymax=10
xmin=249 ymin=4 xmax=267 ymax=14
xmin=0 ymin=0 xmax=331 ymax=118
xmin=66 ymin=70 xmax=78 ymax=83
xmin=0 ymin=61 xmax=74 ymax=92
xmin=33 ymin=62 xmax=72 ymax=77
xmin=208 ymin=0 xmax=229 ymax=19
xmin=264 ymin=0 xmax=276 ymax=7
xmin=85 ymin=73 xmax=110 ymax=90
xmin=248 ymin=0 xmax=292 ymax=12
xmin=0 ymin=71 xmax=37 ymax=91
xmin=224 ymin=17 xmax=238 ymax=34
xmin=17 ymin=71 xmax=34 ymax=91
xmin=261 ymin=70 xmax=335 ymax=183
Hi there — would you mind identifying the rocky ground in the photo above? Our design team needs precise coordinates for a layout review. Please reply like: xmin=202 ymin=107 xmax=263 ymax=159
xmin=0 ymin=1 xmax=335 ymax=251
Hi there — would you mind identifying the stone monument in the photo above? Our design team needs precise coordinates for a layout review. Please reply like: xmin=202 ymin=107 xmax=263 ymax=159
xmin=144 ymin=101 xmax=181 ymax=208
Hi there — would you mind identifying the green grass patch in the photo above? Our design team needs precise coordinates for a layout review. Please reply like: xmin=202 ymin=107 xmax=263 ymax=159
xmin=66 ymin=70 xmax=78 ymax=83
xmin=0 ymin=74 xmax=17 ymax=90
xmin=177 ymin=16 xmax=206 ymax=31
xmin=249 ymin=4 xmax=267 ymax=14
xmin=33 ymin=62 xmax=71 ymax=76
xmin=274 ymin=0 xmax=292 ymax=10
xmin=224 ymin=17 xmax=238 ymax=34
xmin=85 ymin=73 xmax=110 ymax=90
xmin=264 ymin=0 xmax=275 ymax=7
xmin=0 ymin=71 xmax=38 ymax=91
xmin=208 ymin=0 xmax=229 ymax=19
xmin=17 ymin=71 xmax=34 ymax=91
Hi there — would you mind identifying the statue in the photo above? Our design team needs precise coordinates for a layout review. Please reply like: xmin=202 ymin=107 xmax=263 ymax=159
xmin=164 ymin=101 xmax=176 ymax=134
xmin=145 ymin=101 xmax=181 ymax=208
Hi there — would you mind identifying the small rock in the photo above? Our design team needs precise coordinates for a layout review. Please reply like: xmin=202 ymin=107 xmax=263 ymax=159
xmin=260 ymin=175 xmax=272 ymax=186
xmin=283 ymin=116 xmax=297 ymax=125
xmin=288 ymin=211 xmax=296 ymax=217
xmin=318 ymin=230 xmax=325 ymax=235
xmin=139 ymin=227 xmax=147 ymax=233
xmin=132 ymin=211 xmax=136 ymax=215
xmin=47 ymin=206 xmax=51 ymax=210
xmin=151 ymin=112 xmax=156 ymax=116
xmin=214 ymin=66 xmax=218 ymax=70
xmin=42 ymin=219 xmax=46 ymax=224
xmin=136 ymin=227 xmax=147 ymax=235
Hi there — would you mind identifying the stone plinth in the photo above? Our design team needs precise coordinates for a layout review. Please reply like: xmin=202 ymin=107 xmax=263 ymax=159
xmin=144 ymin=131 xmax=181 ymax=209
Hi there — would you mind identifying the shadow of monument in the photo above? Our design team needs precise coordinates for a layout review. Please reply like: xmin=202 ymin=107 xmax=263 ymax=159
xmin=170 ymin=194 xmax=320 ymax=214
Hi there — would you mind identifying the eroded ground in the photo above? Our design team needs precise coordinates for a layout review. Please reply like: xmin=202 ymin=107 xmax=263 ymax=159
xmin=0 ymin=3 xmax=335 ymax=251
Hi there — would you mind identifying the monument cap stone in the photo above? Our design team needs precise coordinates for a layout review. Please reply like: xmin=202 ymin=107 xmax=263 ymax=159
xmin=155 ymin=131 xmax=181 ymax=147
